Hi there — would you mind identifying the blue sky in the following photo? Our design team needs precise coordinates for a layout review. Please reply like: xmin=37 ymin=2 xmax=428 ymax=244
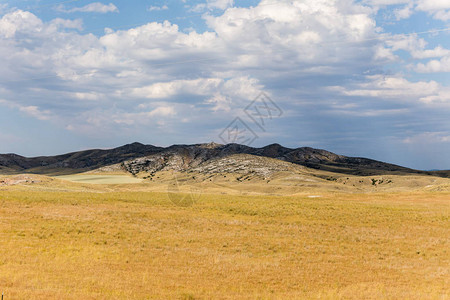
xmin=0 ymin=0 xmax=449 ymax=170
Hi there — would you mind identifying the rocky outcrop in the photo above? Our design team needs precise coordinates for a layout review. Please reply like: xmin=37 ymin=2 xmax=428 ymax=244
xmin=1 ymin=142 xmax=446 ymax=177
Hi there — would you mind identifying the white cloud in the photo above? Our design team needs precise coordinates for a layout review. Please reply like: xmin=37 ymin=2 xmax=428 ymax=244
xmin=416 ymin=0 xmax=450 ymax=11
xmin=326 ymin=107 xmax=409 ymax=117
xmin=416 ymin=55 xmax=450 ymax=73
xmin=148 ymin=5 xmax=168 ymax=11
xmin=18 ymin=106 xmax=52 ymax=121
xmin=57 ymin=2 xmax=119 ymax=14
xmin=0 ymin=99 xmax=52 ymax=121
xmin=416 ymin=0 xmax=450 ymax=20
xmin=207 ymin=0 xmax=234 ymax=10
xmin=205 ymin=93 xmax=232 ymax=112
xmin=147 ymin=106 xmax=176 ymax=117
xmin=394 ymin=4 xmax=414 ymax=20
xmin=130 ymin=78 xmax=222 ymax=99
xmin=331 ymin=75 xmax=450 ymax=105
xmin=412 ymin=47 xmax=450 ymax=59
xmin=433 ymin=10 xmax=450 ymax=21
xmin=73 ymin=92 xmax=102 ymax=101
xmin=366 ymin=0 xmax=450 ymax=20
xmin=384 ymin=34 xmax=450 ymax=60
xmin=365 ymin=0 xmax=410 ymax=5
xmin=403 ymin=132 xmax=450 ymax=144
xmin=419 ymin=89 xmax=450 ymax=103
xmin=86 ymin=105 xmax=177 ymax=128
xmin=0 ymin=1 xmax=449 ymax=138
xmin=0 ymin=10 xmax=43 ymax=38
xmin=49 ymin=18 xmax=83 ymax=31
xmin=191 ymin=0 xmax=234 ymax=12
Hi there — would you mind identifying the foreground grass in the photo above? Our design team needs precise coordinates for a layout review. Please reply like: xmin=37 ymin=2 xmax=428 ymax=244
xmin=0 ymin=189 xmax=448 ymax=299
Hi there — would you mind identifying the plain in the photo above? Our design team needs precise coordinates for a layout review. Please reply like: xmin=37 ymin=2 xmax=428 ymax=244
xmin=0 ymin=179 xmax=448 ymax=299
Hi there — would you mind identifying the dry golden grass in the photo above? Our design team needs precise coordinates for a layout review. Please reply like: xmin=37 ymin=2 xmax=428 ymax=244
xmin=0 ymin=182 xmax=448 ymax=299
xmin=55 ymin=174 xmax=144 ymax=184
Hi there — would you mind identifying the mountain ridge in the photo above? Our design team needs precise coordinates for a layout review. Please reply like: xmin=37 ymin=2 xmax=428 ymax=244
xmin=0 ymin=142 xmax=448 ymax=178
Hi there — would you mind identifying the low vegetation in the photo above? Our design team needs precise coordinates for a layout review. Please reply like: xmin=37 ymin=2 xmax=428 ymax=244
xmin=0 ymin=182 xmax=448 ymax=299
xmin=55 ymin=174 xmax=143 ymax=184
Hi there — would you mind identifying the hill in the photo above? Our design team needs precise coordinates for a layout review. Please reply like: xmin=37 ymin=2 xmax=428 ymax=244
xmin=1 ymin=142 xmax=447 ymax=179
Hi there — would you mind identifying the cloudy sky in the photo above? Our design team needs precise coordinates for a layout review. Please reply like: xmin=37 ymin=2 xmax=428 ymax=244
xmin=0 ymin=0 xmax=449 ymax=169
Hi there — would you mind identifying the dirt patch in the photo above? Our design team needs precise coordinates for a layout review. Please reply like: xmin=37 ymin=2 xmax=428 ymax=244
xmin=0 ymin=175 xmax=41 ymax=186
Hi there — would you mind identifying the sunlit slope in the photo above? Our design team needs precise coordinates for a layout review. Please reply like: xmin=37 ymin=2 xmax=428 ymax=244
xmin=2 ymin=166 xmax=450 ymax=194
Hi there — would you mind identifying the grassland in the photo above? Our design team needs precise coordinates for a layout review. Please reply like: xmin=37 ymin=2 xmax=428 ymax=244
xmin=55 ymin=174 xmax=143 ymax=184
xmin=0 ymin=180 xmax=448 ymax=299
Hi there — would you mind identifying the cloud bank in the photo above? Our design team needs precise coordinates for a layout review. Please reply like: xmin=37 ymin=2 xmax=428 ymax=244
xmin=57 ymin=2 xmax=119 ymax=14
xmin=0 ymin=0 xmax=449 ymax=168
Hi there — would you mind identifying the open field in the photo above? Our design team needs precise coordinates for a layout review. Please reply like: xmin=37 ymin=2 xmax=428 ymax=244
xmin=0 ymin=180 xmax=448 ymax=299
xmin=55 ymin=174 xmax=144 ymax=185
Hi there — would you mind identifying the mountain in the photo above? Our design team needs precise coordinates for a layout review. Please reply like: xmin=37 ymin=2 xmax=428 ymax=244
xmin=0 ymin=142 xmax=448 ymax=178
xmin=0 ymin=142 xmax=161 ymax=174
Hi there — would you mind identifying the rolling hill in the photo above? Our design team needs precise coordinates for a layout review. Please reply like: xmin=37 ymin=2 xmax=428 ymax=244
xmin=1 ymin=142 xmax=448 ymax=179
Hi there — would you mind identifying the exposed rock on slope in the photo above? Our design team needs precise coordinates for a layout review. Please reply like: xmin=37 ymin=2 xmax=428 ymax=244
xmin=0 ymin=142 xmax=447 ymax=177
xmin=115 ymin=143 xmax=419 ymax=177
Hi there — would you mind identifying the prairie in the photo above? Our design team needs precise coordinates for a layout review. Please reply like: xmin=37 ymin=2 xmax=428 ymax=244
xmin=55 ymin=174 xmax=143 ymax=184
xmin=0 ymin=179 xmax=448 ymax=299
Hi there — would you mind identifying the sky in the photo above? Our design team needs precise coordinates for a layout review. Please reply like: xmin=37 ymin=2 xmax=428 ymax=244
xmin=0 ymin=0 xmax=449 ymax=170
